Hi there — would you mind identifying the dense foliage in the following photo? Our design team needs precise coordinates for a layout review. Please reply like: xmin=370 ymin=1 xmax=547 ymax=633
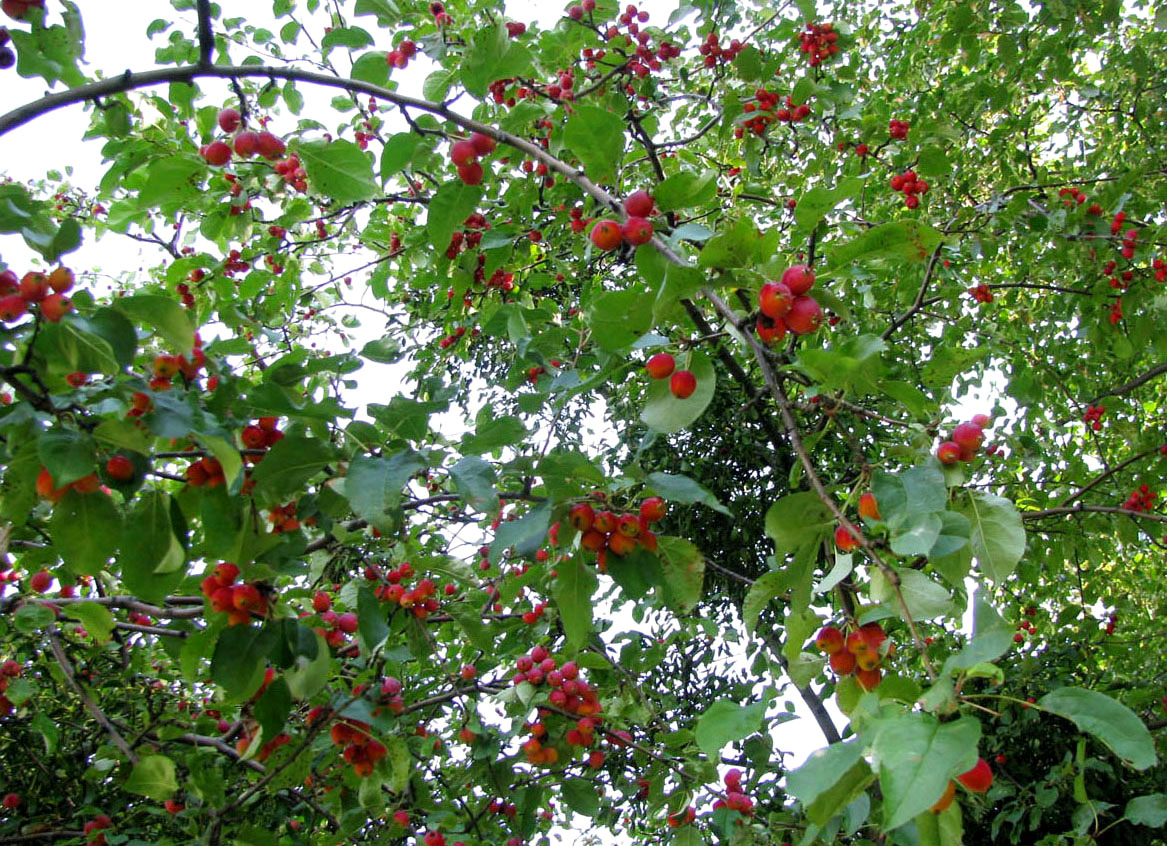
xmin=0 ymin=0 xmax=1166 ymax=844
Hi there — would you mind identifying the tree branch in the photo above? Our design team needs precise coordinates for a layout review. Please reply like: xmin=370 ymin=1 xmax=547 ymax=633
xmin=47 ymin=628 xmax=139 ymax=765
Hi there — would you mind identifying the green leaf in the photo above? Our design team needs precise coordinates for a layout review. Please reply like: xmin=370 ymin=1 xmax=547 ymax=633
xmin=50 ymin=489 xmax=121 ymax=576
xmin=888 ymin=511 xmax=942 ymax=557
xmin=124 ymin=755 xmax=177 ymax=801
xmin=445 ymin=602 xmax=495 ymax=653
xmin=119 ymin=490 xmax=186 ymax=601
xmin=958 ymin=492 xmax=1026 ymax=583
xmin=564 ymin=104 xmax=626 ymax=185
xmin=93 ymin=419 xmax=151 ymax=455
xmin=640 ymin=350 xmax=716 ymax=433
xmin=871 ymin=568 xmax=955 ymax=621
xmin=353 ymin=0 xmax=397 ymax=25
xmin=869 ymin=713 xmax=980 ymax=830
xmin=698 ymin=216 xmax=758 ymax=269
xmin=645 ymin=472 xmax=732 ymax=516
xmin=915 ymin=801 xmax=963 ymax=846
xmin=428 ymin=181 xmax=482 ymax=253
xmin=250 ymin=436 xmax=333 ymax=502
xmin=654 ymin=170 xmax=718 ymax=212
xmin=114 ymin=295 xmax=195 ymax=354
xmin=491 ymin=500 xmax=552 ymax=562
xmin=695 ymin=698 xmax=767 ymax=759
xmin=1038 ymin=687 xmax=1157 ymax=770
xmin=285 ymin=631 xmax=330 ymax=700
xmin=586 ymin=288 xmax=655 ymax=351
xmin=380 ymin=132 xmax=423 ymax=178
xmin=64 ymin=601 xmax=116 ymax=642
xmin=788 ymin=740 xmax=876 ymax=826
xmin=460 ymin=415 xmax=527 ymax=454
xmin=254 ymin=677 xmax=293 ymax=741
xmin=211 ymin=624 xmax=277 ymax=699
xmin=460 ymin=23 xmax=533 ymax=99
xmin=297 ymin=140 xmax=379 ymax=204
xmin=794 ymin=177 xmax=862 ymax=231
xmin=345 ymin=450 xmax=427 ymax=535
xmin=449 ymin=456 xmax=498 ymax=514
xmin=827 ymin=220 xmax=946 ymax=268
xmin=561 ymin=777 xmax=600 ymax=817
xmin=357 ymin=584 xmax=390 ymax=654
xmin=1125 ymin=794 xmax=1167 ymax=827
xmin=321 ymin=25 xmax=373 ymax=54
xmin=871 ymin=465 xmax=947 ymax=529
xmin=38 ymin=427 xmax=96 ymax=487
xmin=741 ymin=571 xmax=785 ymax=634
xmin=655 ymin=536 xmax=705 ymax=614
xmin=945 ymin=590 xmax=1012 ymax=671
xmin=552 ymin=556 xmax=597 ymax=650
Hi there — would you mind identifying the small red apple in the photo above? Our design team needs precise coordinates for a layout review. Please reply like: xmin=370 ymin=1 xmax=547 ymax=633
xmin=623 ymin=190 xmax=655 ymax=218
xmin=589 ymin=219 xmax=623 ymax=251
xmin=956 ymin=758 xmax=993 ymax=793
xmin=217 ymin=108 xmax=241 ymax=133
xmin=758 ymin=281 xmax=794 ymax=319
xmin=781 ymin=264 xmax=816 ymax=295
xmin=621 ymin=216 xmax=653 ymax=246
xmin=669 ymin=370 xmax=697 ymax=399
xmin=936 ymin=441 xmax=961 ymax=465
xmin=202 ymin=140 xmax=232 ymax=166
xmin=644 ymin=352 xmax=675 ymax=379
xmin=784 ymin=296 xmax=822 ymax=335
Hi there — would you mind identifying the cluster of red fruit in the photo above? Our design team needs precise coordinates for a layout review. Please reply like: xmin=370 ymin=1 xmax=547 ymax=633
xmin=1013 ymin=614 xmax=1037 ymax=643
xmin=385 ymin=38 xmax=417 ymax=70
xmin=736 ymin=88 xmax=812 ymax=137
xmin=35 ymin=466 xmax=101 ymax=503
xmin=935 ymin=414 xmax=992 ymax=465
xmin=968 ymin=283 xmax=993 ymax=304
xmin=267 ymin=502 xmax=303 ymax=533
xmin=930 ymin=758 xmax=993 ymax=813
xmin=889 ymin=170 xmax=930 ymax=209
xmin=369 ymin=561 xmax=443 ymax=620
xmin=1082 ymin=404 xmax=1105 ymax=431
xmin=0 ymin=26 xmax=14 ymax=70
xmin=1057 ymin=186 xmax=1091 ymax=209
xmin=199 ymin=109 xmax=287 ymax=166
xmin=756 ymin=264 xmax=824 ymax=342
xmin=568 ymin=496 xmax=665 ymax=568
xmin=889 ymin=118 xmax=910 ymax=140
xmin=150 ymin=342 xmax=209 ymax=391
xmin=515 ymin=646 xmax=606 ymax=766
xmin=712 ymin=767 xmax=754 ymax=814
xmin=0 ymin=265 xmax=76 ymax=325
xmin=590 ymin=188 xmax=657 ymax=251
xmin=541 ymin=65 xmax=577 ymax=101
xmin=644 ymin=352 xmax=697 ymax=399
xmin=602 ymin=6 xmax=679 ymax=79
xmin=697 ymin=30 xmax=743 ymax=67
xmin=449 ymin=132 xmax=497 ymax=186
xmin=82 ymin=813 xmax=114 ymax=846
xmin=186 ymin=454 xmax=227 ymax=487
xmin=814 ymin=621 xmax=890 ymax=690
xmin=797 ymin=21 xmax=840 ymax=66
xmin=0 ymin=659 xmax=22 ymax=717
xmin=272 ymin=151 xmax=307 ymax=193
xmin=326 ymin=717 xmax=389 ymax=777
xmin=1122 ymin=484 xmax=1157 ymax=513
xmin=445 ymin=212 xmax=491 ymax=259
xmin=199 ymin=563 xmax=269 ymax=626
xmin=241 ymin=416 xmax=285 ymax=458
xmin=1117 ymin=223 xmax=1138 ymax=261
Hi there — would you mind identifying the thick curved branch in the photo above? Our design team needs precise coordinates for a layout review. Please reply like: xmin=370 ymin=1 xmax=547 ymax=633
xmin=760 ymin=632 xmax=841 ymax=744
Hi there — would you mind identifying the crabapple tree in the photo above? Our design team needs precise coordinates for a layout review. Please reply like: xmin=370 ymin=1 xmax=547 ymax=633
xmin=0 ymin=0 xmax=1166 ymax=845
